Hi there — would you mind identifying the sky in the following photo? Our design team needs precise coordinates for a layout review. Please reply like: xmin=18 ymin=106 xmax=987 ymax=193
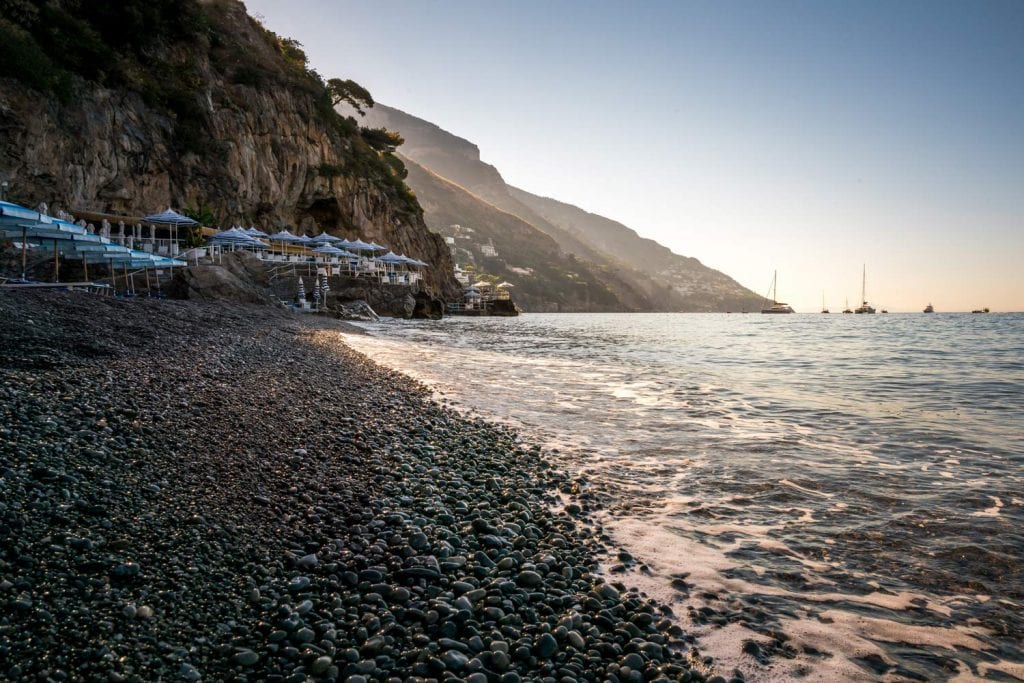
xmin=245 ymin=0 xmax=1024 ymax=312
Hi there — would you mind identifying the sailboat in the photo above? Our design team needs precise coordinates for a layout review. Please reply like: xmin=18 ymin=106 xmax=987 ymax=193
xmin=854 ymin=264 xmax=876 ymax=314
xmin=842 ymin=298 xmax=853 ymax=314
xmin=821 ymin=292 xmax=829 ymax=314
xmin=761 ymin=271 xmax=795 ymax=314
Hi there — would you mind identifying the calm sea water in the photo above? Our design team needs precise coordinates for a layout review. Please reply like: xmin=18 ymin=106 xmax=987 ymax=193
xmin=343 ymin=313 xmax=1024 ymax=682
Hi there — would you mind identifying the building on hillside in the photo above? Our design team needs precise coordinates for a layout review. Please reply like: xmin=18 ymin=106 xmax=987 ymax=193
xmin=479 ymin=240 xmax=498 ymax=258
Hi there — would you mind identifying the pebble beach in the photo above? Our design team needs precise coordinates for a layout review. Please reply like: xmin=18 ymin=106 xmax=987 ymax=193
xmin=0 ymin=292 xmax=709 ymax=683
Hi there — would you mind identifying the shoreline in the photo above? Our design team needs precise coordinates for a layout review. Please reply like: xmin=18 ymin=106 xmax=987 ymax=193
xmin=0 ymin=291 xmax=708 ymax=682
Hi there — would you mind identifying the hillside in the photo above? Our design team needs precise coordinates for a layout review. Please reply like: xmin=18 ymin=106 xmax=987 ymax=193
xmin=404 ymin=158 xmax=652 ymax=312
xmin=508 ymin=187 xmax=767 ymax=312
xmin=360 ymin=104 xmax=765 ymax=311
xmin=0 ymin=0 xmax=459 ymax=298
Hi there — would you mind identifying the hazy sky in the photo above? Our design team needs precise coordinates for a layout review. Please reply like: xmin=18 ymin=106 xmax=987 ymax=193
xmin=245 ymin=0 xmax=1024 ymax=312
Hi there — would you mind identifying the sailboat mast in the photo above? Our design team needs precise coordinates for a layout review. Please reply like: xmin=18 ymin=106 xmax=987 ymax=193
xmin=861 ymin=264 xmax=866 ymax=304
xmin=773 ymin=270 xmax=777 ymax=303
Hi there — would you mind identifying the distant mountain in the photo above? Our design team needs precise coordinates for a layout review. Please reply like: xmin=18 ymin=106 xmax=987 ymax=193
xmin=362 ymin=104 xmax=764 ymax=311
xmin=403 ymin=159 xmax=653 ymax=312
xmin=508 ymin=187 xmax=764 ymax=311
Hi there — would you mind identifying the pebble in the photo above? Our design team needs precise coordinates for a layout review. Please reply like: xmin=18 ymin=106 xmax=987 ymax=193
xmin=0 ymin=293 xmax=703 ymax=683
xmin=536 ymin=633 xmax=559 ymax=658
xmin=310 ymin=655 xmax=332 ymax=674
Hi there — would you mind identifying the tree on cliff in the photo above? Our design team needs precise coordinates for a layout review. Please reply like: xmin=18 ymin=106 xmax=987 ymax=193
xmin=360 ymin=127 xmax=404 ymax=153
xmin=327 ymin=78 xmax=374 ymax=116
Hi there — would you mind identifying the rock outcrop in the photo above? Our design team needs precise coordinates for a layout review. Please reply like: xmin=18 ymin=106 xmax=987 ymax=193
xmin=168 ymin=252 xmax=276 ymax=305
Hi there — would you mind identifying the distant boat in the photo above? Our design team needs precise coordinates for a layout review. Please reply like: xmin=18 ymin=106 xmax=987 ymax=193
xmin=854 ymin=264 xmax=876 ymax=314
xmin=842 ymin=297 xmax=853 ymax=314
xmin=761 ymin=271 xmax=795 ymax=314
xmin=923 ymin=303 xmax=934 ymax=313
xmin=881 ymin=309 xmax=888 ymax=313
xmin=971 ymin=307 xmax=990 ymax=314
xmin=821 ymin=292 xmax=829 ymax=314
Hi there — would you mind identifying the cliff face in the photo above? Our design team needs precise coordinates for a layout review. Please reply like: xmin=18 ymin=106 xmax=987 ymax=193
xmin=0 ymin=0 xmax=460 ymax=299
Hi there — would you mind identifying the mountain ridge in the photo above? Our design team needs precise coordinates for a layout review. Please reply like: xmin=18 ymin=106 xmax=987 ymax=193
xmin=362 ymin=103 xmax=765 ymax=311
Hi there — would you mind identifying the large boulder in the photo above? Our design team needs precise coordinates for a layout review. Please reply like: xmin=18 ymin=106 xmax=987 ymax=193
xmin=412 ymin=292 xmax=445 ymax=319
xmin=168 ymin=252 xmax=276 ymax=305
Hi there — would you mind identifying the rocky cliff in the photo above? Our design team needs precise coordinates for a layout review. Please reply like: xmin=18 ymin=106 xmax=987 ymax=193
xmin=0 ymin=0 xmax=460 ymax=299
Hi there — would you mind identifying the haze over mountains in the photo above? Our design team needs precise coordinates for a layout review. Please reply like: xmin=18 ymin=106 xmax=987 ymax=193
xmin=360 ymin=104 xmax=765 ymax=312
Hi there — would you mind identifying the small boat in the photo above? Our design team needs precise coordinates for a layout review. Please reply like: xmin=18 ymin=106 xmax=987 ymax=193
xmin=821 ymin=292 xmax=829 ymax=314
xmin=842 ymin=297 xmax=853 ymax=314
xmin=923 ymin=303 xmax=934 ymax=313
xmin=971 ymin=307 xmax=990 ymax=314
xmin=854 ymin=264 xmax=875 ymax=314
xmin=881 ymin=309 xmax=888 ymax=314
xmin=761 ymin=271 xmax=795 ymax=314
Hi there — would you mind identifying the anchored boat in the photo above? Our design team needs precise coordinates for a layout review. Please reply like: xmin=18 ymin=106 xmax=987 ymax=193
xmin=854 ymin=264 xmax=875 ymax=314
xmin=761 ymin=271 xmax=794 ymax=314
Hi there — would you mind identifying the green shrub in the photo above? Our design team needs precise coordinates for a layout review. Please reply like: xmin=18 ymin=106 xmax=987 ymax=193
xmin=0 ymin=19 xmax=72 ymax=101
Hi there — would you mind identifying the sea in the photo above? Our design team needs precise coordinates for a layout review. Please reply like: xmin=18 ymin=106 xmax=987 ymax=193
xmin=342 ymin=312 xmax=1024 ymax=682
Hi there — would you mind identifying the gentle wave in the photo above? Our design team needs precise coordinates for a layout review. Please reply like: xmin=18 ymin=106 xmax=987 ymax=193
xmin=343 ymin=313 xmax=1024 ymax=681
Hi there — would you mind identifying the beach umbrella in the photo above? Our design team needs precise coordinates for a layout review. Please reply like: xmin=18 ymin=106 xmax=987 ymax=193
xmin=311 ymin=244 xmax=357 ymax=259
xmin=296 ymin=277 xmax=305 ymax=304
xmin=346 ymin=238 xmax=377 ymax=253
xmin=207 ymin=227 xmax=267 ymax=250
xmin=143 ymin=208 xmax=197 ymax=255
xmin=143 ymin=209 xmax=197 ymax=226
xmin=308 ymin=231 xmax=342 ymax=245
xmin=312 ymin=277 xmax=321 ymax=309
xmin=321 ymin=273 xmax=330 ymax=298
xmin=245 ymin=227 xmax=269 ymax=238
xmin=375 ymin=251 xmax=406 ymax=264
xmin=268 ymin=229 xmax=297 ymax=241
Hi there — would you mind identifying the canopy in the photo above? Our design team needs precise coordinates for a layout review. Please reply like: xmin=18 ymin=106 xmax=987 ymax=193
xmin=244 ymin=227 xmax=269 ymax=237
xmin=26 ymin=238 xmax=187 ymax=268
xmin=472 ymin=280 xmax=492 ymax=288
xmin=496 ymin=281 xmax=515 ymax=288
xmin=0 ymin=200 xmax=44 ymax=223
xmin=143 ymin=209 xmax=198 ymax=226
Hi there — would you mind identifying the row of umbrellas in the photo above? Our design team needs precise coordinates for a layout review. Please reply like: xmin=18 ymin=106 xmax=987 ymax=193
xmin=0 ymin=201 xmax=188 ymax=280
xmin=1 ymin=201 xmax=432 ymax=285
xmin=207 ymin=226 xmax=430 ymax=269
